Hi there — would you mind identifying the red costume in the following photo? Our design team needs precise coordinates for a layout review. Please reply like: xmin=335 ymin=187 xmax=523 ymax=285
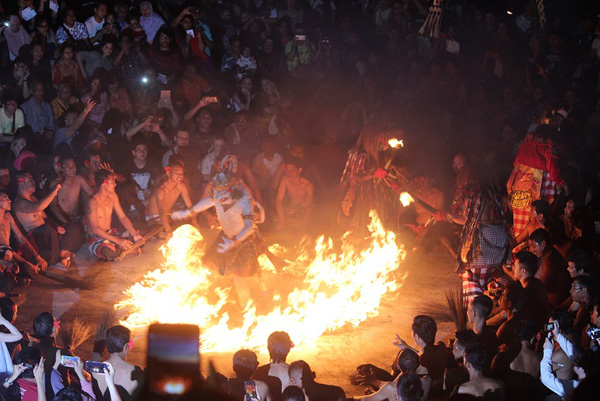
xmin=507 ymin=132 xmax=564 ymax=237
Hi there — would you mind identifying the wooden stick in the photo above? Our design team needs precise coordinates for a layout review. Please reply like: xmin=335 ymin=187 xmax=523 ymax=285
xmin=113 ymin=225 xmax=165 ymax=262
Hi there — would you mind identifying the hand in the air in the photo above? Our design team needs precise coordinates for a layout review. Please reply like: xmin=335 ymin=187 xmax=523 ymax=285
xmin=217 ymin=238 xmax=234 ymax=253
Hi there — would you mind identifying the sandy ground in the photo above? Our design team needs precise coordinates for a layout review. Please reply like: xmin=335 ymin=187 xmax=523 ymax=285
xmin=14 ymin=227 xmax=461 ymax=398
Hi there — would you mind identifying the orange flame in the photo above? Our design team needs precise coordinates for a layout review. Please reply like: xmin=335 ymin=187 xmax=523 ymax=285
xmin=388 ymin=138 xmax=404 ymax=149
xmin=399 ymin=192 xmax=414 ymax=207
xmin=115 ymin=211 xmax=407 ymax=352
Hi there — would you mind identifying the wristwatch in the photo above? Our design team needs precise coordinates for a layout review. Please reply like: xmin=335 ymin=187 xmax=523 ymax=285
xmin=4 ymin=377 xmax=13 ymax=386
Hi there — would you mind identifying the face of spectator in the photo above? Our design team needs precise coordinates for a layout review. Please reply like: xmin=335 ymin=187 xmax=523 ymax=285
xmin=529 ymin=240 xmax=545 ymax=257
xmin=235 ymin=114 xmax=248 ymax=130
xmin=241 ymin=77 xmax=252 ymax=92
xmin=58 ymin=85 xmax=72 ymax=101
xmin=467 ymin=303 xmax=476 ymax=325
xmin=62 ymin=159 xmax=77 ymax=178
xmin=183 ymin=64 xmax=197 ymax=81
xmin=31 ymin=45 xmax=44 ymax=62
xmin=101 ymin=42 xmax=114 ymax=57
xmin=32 ymin=84 xmax=44 ymax=101
xmin=567 ymin=261 xmax=583 ymax=278
xmin=64 ymin=111 xmax=77 ymax=127
xmin=285 ymin=164 xmax=301 ymax=179
xmin=198 ymin=111 xmax=212 ymax=129
xmin=181 ymin=17 xmax=193 ymax=30
xmin=18 ymin=174 xmax=35 ymax=195
xmin=261 ymin=79 xmax=275 ymax=94
xmin=64 ymin=10 xmax=76 ymax=27
xmin=570 ymin=281 xmax=587 ymax=303
xmin=14 ymin=62 xmax=29 ymax=79
xmin=263 ymin=142 xmax=275 ymax=158
xmin=242 ymin=46 xmax=251 ymax=58
xmin=175 ymin=131 xmax=190 ymax=148
xmin=129 ymin=18 xmax=141 ymax=29
xmin=290 ymin=146 xmax=305 ymax=159
xmin=263 ymin=40 xmax=274 ymax=53
xmin=0 ymin=173 xmax=9 ymax=188
xmin=103 ymin=175 xmax=117 ymax=193
xmin=140 ymin=3 xmax=152 ymax=17
xmin=592 ymin=305 xmax=600 ymax=326
xmin=513 ymin=261 xmax=526 ymax=281
xmin=61 ymin=46 xmax=74 ymax=62
xmin=95 ymin=4 xmax=108 ymax=20
xmin=9 ymin=18 xmax=20 ymax=33
xmin=213 ymin=139 xmax=225 ymax=157
xmin=451 ymin=341 xmax=465 ymax=360
xmin=564 ymin=200 xmax=575 ymax=218
xmin=116 ymin=6 xmax=128 ymax=21
xmin=37 ymin=20 xmax=49 ymax=35
xmin=231 ymin=40 xmax=242 ymax=55
xmin=159 ymin=33 xmax=171 ymax=49
xmin=0 ymin=193 xmax=11 ymax=211
xmin=89 ymin=155 xmax=101 ymax=172
xmin=3 ymin=100 xmax=18 ymax=116
xmin=168 ymin=165 xmax=184 ymax=183
xmin=133 ymin=144 xmax=148 ymax=161
xmin=221 ymin=9 xmax=231 ymax=21
xmin=452 ymin=155 xmax=466 ymax=174
xmin=90 ymin=78 xmax=101 ymax=93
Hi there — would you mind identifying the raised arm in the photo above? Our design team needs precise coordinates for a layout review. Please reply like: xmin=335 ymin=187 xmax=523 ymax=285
xmin=16 ymin=185 xmax=61 ymax=214
xmin=0 ymin=314 xmax=23 ymax=343
xmin=184 ymin=96 xmax=217 ymax=121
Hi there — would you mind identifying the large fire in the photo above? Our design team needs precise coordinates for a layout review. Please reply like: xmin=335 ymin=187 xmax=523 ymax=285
xmin=115 ymin=211 xmax=407 ymax=352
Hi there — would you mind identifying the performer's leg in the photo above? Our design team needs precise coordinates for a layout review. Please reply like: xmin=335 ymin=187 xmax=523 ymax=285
xmin=233 ymin=276 xmax=251 ymax=309
xmin=462 ymin=267 xmax=485 ymax=306
xmin=31 ymin=224 xmax=59 ymax=265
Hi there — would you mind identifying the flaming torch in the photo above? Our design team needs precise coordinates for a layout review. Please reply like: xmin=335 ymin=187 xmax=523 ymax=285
xmin=399 ymin=192 xmax=415 ymax=207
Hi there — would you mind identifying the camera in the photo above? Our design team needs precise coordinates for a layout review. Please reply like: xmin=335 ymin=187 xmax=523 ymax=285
xmin=3 ymin=22 xmax=9 ymax=27
xmin=60 ymin=355 xmax=80 ymax=368
xmin=86 ymin=361 xmax=109 ymax=374
xmin=587 ymin=326 xmax=600 ymax=340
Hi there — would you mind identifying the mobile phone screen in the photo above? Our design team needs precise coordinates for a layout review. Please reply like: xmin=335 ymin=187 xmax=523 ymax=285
xmin=147 ymin=324 xmax=200 ymax=396
xmin=244 ymin=380 xmax=260 ymax=401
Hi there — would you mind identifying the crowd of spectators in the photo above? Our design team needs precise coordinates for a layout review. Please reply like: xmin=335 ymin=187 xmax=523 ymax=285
xmin=0 ymin=0 xmax=599 ymax=400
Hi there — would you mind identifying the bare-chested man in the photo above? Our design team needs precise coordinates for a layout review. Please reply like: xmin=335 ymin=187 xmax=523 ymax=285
xmin=275 ymin=158 xmax=313 ymax=230
xmin=146 ymin=161 xmax=197 ymax=234
xmin=87 ymin=169 xmax=143 ymax=261
xmin=49 ymin=157 xmax=94 ymax=253
xmin=13 ymin=174 xmax=74 ymax=267
xmin=92 ymin=325 xmax=143 ymax=401
xmin=0 ymin=193 xmax=47 ymax=285
xmin=51 ymin=157 xmax=94 ymax=219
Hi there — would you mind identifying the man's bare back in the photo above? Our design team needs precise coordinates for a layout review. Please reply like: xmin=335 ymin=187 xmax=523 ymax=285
xmin=94 ymin=356 xmax=141 ymax=400
xmin=458 ymin=377 xmax=503 ymax=398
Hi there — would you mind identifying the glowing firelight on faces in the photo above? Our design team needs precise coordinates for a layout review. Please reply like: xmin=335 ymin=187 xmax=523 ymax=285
xmin=388 ymin=138 xmax=404 ymax=149
xmin=399 ymin=192 xmax=414 ymax=207
xmin=115 ymin=211 xmax=406 ymax=352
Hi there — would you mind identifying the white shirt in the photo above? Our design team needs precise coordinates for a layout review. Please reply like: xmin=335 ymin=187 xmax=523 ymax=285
xmin=540 ymin=348 xmax=578 ymax=398
xmin=0 ymin=108 xmax=25 ymax=135
xmin=85 ymin=16 xmax=104 ymax=41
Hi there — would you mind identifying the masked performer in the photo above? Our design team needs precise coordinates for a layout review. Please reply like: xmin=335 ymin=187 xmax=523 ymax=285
xmin=339 ymin=128 xmax=395 ymax=238
xmin=172 ymin=156 xmax=265 ymax=306
xmin=507 ymin=124 xmax=566 ymax=238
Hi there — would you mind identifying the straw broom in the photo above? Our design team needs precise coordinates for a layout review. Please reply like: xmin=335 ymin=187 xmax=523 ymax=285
xmin=92 ymin=310 xmax=117 ymax=361
xmin=443 ymin=287 xmax=467 ymax=331
xmin=60 ymin=318 xmax=94 ymax=354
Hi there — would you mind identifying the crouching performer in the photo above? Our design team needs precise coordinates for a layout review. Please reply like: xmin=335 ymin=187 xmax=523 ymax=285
xmin=172 ymin=158 xmax=265 ymax=307
xmin=87 ymin=169 xmax=144 ymax=261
